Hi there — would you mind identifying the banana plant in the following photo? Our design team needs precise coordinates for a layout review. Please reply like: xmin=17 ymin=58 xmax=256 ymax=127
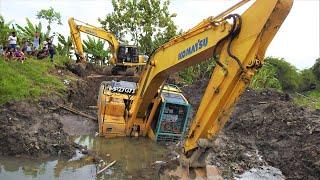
xmin=83 ymin=36 xmax=110 ymax=64
xmin=0 ymin=15 xmax=13 ymax=46
xmin=56 ymin=33 xmax=73 ymax=56
xmin=15 ymin=18 xmax=46 ymax=43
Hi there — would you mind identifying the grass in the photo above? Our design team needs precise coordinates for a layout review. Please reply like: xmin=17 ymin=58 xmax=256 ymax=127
xmin=294 ymin=90 xmax=320 ymax=110
xmin=0 ymin=56 xmax=67 ymax=104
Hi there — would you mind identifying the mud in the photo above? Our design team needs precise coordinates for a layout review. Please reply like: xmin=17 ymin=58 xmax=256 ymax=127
xmin=182 ymin=80 xmax=320 ymax=179
xmin=0 ymin=100 xmax=76 ymax=158
xmin=0 ymin=62 xmax=140 ymax=159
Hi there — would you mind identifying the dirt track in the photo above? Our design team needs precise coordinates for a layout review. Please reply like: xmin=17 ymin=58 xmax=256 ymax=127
xmin=182 ymin=80 xmax=320 ymax=179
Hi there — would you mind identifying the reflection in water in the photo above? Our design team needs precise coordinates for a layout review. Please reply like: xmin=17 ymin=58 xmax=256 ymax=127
xmin=0 ymin=135 xmax=167 ymax=179
xmin=0 ymin=157 xmax=48 ymax=178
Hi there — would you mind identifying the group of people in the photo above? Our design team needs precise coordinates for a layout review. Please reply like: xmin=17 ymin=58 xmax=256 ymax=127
xmin=0 ymin=31 xmax=55 ymax=63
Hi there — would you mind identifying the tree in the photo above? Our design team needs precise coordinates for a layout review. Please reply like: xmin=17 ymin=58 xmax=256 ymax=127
xmin=83 ymin=36 xmax=110 ymax=64
xmin=36 ymin=7 xmax=62 ymax=37
xmin=99 ymin=0 xmax=177 ymax=55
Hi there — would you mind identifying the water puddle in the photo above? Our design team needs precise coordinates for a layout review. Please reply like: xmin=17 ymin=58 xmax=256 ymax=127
xmin=0 ymin=135 xmax=168 ymax=179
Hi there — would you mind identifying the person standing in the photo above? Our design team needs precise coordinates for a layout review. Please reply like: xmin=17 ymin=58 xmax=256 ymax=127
xmin=8 ymin=32 xmax=17 ymax=49
xmin=47 ymin=37 xmax=55 ymax=62
xmin=33 ymin=32 xmax=40 ymax=50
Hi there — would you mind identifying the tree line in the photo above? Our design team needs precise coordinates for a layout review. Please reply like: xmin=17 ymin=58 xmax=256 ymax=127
xmin=251 ymin=57 xmax=320 ymax=93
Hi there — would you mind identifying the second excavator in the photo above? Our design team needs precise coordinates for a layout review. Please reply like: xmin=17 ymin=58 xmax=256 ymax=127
xmin=68 ymin=18 xmax=147 ymax=76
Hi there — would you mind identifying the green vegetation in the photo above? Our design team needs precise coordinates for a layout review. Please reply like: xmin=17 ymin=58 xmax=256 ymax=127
xmin=0 ymin=15 xmax=12 ymax=47
xmin=250 ymin=61 xmax=282 ymax=90
xmin=0 ymin=57 xmax=66 ymax=104
xmin=15 ymin=18 xmax=46 ymax=42
xmin=83 ymin=36 xmax=110 ymax=64
xmin=251 ymin=57 xmax=320 ymax=109
xmin=267 ymin=57 xmax=301 ymax=91
xmin=251 ymin=57 xmax=320 ymax=92
xmin=56 ymin=33 xmax=73 ymax=57
xmin=99 ymin=0 xmax=178 ymax=55
xmin=36 ymin=7 xmax=62 ymax=37
xmin=294 ymin=90 xmax=320 ymax=109
xmin=179 ymin=59 xmax=216 ymax=84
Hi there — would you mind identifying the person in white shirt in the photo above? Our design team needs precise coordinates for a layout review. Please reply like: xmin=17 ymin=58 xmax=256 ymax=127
xmin=8 ymin=32 xmax=17 ymax=49
xmin=33 ymin=32 xmax=40 ymax=50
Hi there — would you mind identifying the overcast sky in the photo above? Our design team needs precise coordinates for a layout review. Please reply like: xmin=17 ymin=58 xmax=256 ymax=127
xmin=0 ymin=0 xmax=319 ymax=69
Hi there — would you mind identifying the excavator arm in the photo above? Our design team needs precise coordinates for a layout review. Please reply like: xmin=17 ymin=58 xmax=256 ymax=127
xmin=127 ymin=0 xmax=293 ymax=167
xmin=68 ymin=17 xmax=120 ymax=64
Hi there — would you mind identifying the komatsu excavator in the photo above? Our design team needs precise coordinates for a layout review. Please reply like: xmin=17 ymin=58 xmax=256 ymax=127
xmin=97 ymin=0 xmax=293 ymax=177
xmin=68 ymin=18 xmax=146 ymax=75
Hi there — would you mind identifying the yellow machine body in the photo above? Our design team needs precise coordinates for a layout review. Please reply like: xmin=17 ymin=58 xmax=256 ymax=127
xmin=96 ymin=0 xmax=293 ymax=167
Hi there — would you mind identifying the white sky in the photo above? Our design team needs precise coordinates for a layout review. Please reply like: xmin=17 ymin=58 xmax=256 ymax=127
xmin=0 ymin=0 xmax=319 ymax=69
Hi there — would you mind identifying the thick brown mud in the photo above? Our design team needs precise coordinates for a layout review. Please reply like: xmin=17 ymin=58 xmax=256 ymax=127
xmin=182 ymin=80 xmax=320 ymax=179
xmin=0 ymin=100 xmax=76 ymax=158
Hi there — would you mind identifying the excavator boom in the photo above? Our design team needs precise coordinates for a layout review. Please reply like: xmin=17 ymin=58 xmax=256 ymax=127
xmin=68 ymin=18 xmax=120 ymax=64
xmin=126 ymin=0 xmax=293 ymax=160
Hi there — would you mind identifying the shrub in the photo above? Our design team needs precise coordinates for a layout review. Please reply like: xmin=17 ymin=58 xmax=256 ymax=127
xmin=266 ymin=57 xmax=300 ymax=91
xmin=250 ymin=61 xmax=282 ymax=90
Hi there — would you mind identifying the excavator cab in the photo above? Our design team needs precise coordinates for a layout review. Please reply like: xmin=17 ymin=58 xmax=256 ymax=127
xmin=117 ymin=45 xmax=139 ymax=64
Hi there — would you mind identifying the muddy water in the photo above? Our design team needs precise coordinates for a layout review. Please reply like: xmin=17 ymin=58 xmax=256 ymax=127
xmin=0 ymin=135 xmax=168 ymax=179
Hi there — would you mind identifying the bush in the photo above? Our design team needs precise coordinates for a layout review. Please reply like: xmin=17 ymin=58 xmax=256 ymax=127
xmin=179 ymin=58 xmax=216 ymax=84
xmin=250 ymin=61 xmax=282 ymax=90
xmin=312 ymin=58 xmax=320 ymax=81
xmin=266 ymin=57 xmax=300 ymax=91
xmin=299 ymin=69 xmax=318 ymax=91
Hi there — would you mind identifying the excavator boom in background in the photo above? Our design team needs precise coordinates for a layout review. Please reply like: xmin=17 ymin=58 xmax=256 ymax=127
xmin=97 ymin=0 xmax=293 ymax=177
xmin=68 ymin=18 xmax=146 ymax=75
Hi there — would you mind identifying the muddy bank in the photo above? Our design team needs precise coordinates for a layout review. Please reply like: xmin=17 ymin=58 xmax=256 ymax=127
xmin=182 ymin=80 xmax=320 ymax=179
xmin=67 ymin=75 xmax=139 ymax=111
xmin=0 ymin=100 xmax=76 ymax=158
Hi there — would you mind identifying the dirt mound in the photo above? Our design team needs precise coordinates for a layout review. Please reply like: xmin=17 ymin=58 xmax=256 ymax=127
xmin=220 ymin=89 xmax=320 ymax=179
xmin=182 ymin=81 xmax=320 ymax=179
xmin=66 ymin=63 xmax=104 ymax=77
xmin=67 ymin=75 xmax=140 ymax=111
xmin=0 ymin=100 xmax=76 ymax=158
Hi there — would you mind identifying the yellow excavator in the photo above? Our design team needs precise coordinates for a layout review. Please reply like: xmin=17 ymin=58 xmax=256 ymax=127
xmin=97 ymin=0 xmax=293 ymax=177
xmin=68 ymin=18 xmax=147 ymax=76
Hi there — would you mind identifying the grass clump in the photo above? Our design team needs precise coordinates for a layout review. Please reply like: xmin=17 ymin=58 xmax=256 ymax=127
xmin=294 ymin=90 xmax=320 ymax=110
xmin=0 ymin=57 xmax=66 ymax=104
